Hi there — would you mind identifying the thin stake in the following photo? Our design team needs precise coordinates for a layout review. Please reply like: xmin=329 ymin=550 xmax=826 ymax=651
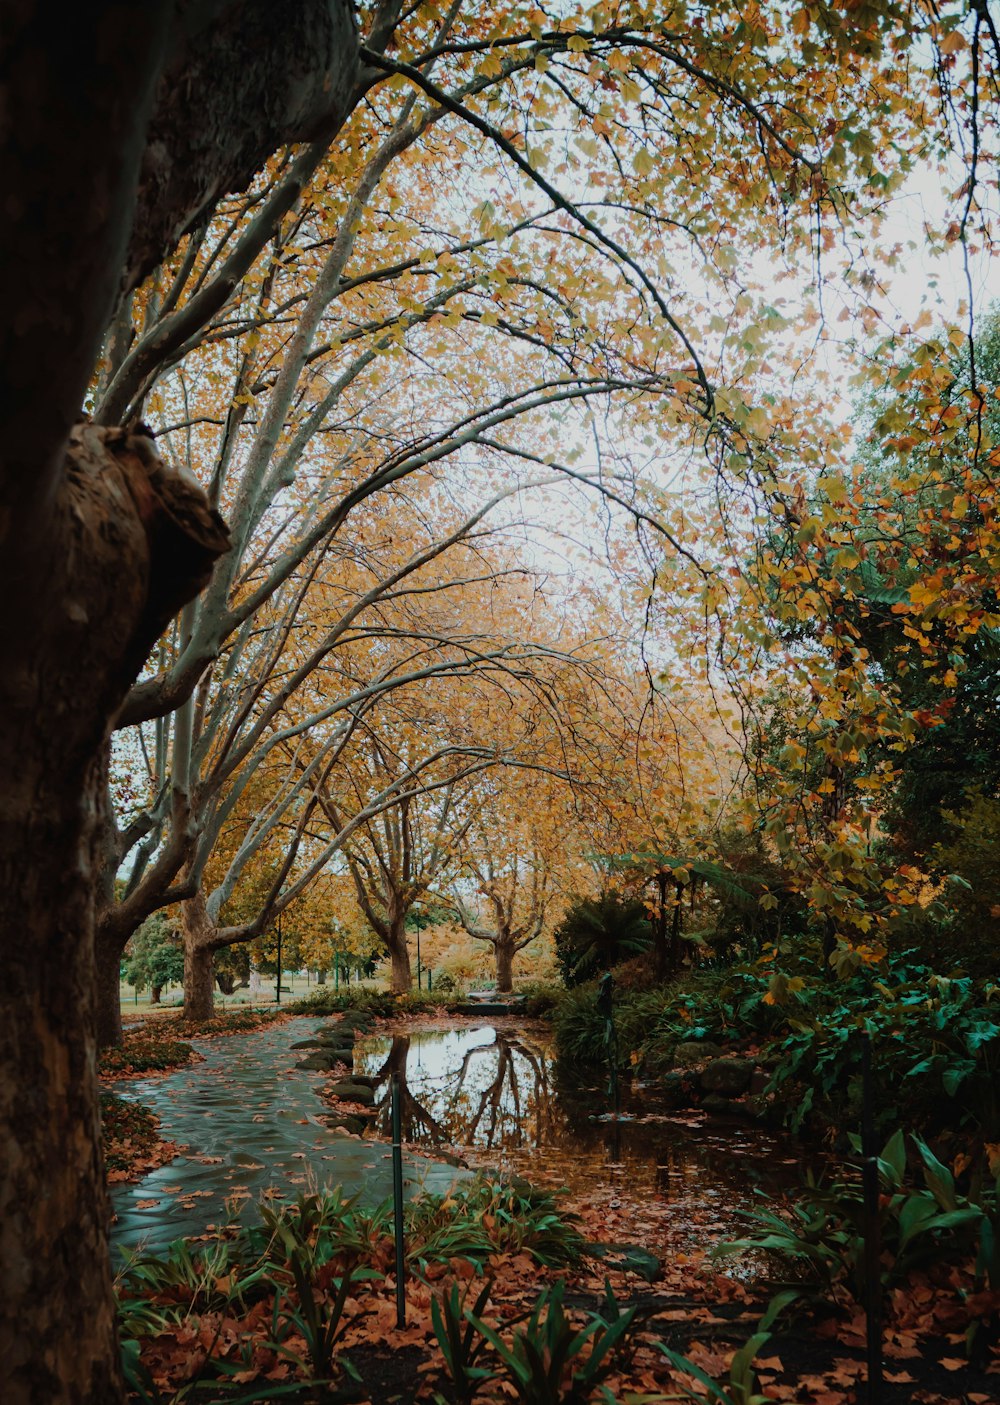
xmin=861 ymin=1031 xmax=883 ymax=1405
xmin=391 ymin=1071 xmax=407 ymax=1328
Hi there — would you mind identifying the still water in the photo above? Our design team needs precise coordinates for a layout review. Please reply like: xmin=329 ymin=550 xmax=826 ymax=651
xmin=353 ymin=1020 xmax=800 ymax=1204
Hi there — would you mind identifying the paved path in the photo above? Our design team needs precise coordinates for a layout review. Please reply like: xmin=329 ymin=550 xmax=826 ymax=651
xmin=110 ymin=1016 xmax=464 ymax=1259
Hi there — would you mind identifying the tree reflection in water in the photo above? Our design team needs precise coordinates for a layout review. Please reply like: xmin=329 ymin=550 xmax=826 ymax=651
xmin=358 ymin=1027 xmax=555 ymax=1150
xmin=353 ymin=1024 xmax=796 ymax=1209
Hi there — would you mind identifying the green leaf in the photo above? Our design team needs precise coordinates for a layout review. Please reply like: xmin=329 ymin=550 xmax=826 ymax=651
xmin=912 ymin=1136 xmax=958 ymax=1211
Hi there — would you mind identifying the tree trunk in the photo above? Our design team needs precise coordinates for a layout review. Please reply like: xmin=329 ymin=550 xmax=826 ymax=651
xmin=95 ymin=927 xmax=125 ymax=1049
xmin=0 ymin=755 xmax=124 ymax=1404
xmin=654 ymin=872 xmax=669 ymax=980
xmin=317 ymin=968 xmax=327 ymax=985
xmin=150 ymin=985 xmax=162 ymax=1004
xmin=182 ymin=888 xmax=217 ymax=1023
xmin=495 ymin=938 xmax=515 ymax=994
xmin=0 ymin=425 xmax=227 ymax=1404
xmin=387 ymin=922 xmax=412 ymax=994
xmin=668 ymin=881 xmax=684 ymax=974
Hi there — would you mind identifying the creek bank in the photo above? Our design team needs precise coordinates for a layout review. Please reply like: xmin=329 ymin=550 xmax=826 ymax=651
xmin=647 ymin=1047 xmax=775 ymax=1121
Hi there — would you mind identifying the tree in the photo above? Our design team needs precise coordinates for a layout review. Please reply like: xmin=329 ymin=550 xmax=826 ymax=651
xmin=103 ymin=485 xmax=550 ymax=1028
xmin=121 ymin=913 xmax=183 ymax=1003
xmin=446 ymin=775 xmax=580 ymax=991
xmin=1 ymin=8 xmax=364 ymax=1396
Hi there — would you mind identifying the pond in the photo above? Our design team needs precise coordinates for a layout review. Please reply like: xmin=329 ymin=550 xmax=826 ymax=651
xmin=353 ymin=1019 xmax=802 ymax=1209
xmin=111 ymin=1014 xmax=803 ymax=1262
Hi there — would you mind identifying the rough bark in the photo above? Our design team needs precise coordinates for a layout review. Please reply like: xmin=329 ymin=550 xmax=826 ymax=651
xmin=0 ymin=9 xmax=365 ymax=1396
xmin=125 ymin=0 xmax=361 ymax=296
xmin=151 ymin=985 xmax=163 ymax=1004
xmin=1 ymin=2 xmax=362 ymax=526
xmin=387 ymin=923 xmax=412 ymax=994
xmin=495 ymin=938 xmax=515 ymax=994
xmin=95 ymin=929 xmax=126 ymax=1049
xmin=0 ymin=426 xmax=228 ymax=1404
xmin=182 ymin=888 xmax=217 ymax=1023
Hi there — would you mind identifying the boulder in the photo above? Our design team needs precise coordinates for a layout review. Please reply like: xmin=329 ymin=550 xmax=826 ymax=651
xmin=658 ymin=1071 xmax=697 ymax=1109
xmin=700 ymin=1056 xmax=754 ymax=1096
xmin=326 ymin=1114 xmax=368 ymax=1135
xmin=672 ymin=1040 xmax=724 ymax=1068
xmin=702 ymin=1093 xmax=741 ymax=1116
xmin=295 ymin=1052 xmax=339 ymax=1071
xmin=336 ymin=1012 xmax=374 ymax=1031
xmin=327 ymin=1081 xmax=376 ymax=1105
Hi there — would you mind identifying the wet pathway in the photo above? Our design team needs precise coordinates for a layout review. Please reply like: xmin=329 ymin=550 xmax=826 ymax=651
xmin=110 ymin=1017 xmax=464 ymax=1259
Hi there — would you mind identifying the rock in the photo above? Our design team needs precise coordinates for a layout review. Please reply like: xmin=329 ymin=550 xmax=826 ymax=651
xmin=295 ymin=1052 xmax=339 ymax=1071
xmin=673 ymin=1040 xmax=724 ymax=1068
xmin=326 ymin=1114 xmax=367 ymax=1136
xmin=700 ymin=1056 xmax=754 ymax=1095
xmin=749 ymin=1068 xmax=770 ymax=1097
xmin=336 ymin=1013 xmax=374 ymax=1031
xmin=702 ymin=1093 xmax=743 ymax=1116
xmin=659 ymin=1071 xmax=696 ymax=1108
xmin=327 ymin=1081 xmax=376 ymax=1105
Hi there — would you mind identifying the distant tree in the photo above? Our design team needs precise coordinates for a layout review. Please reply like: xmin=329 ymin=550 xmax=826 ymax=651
xmin=121 ymin=914 xmax=183 ymax=1004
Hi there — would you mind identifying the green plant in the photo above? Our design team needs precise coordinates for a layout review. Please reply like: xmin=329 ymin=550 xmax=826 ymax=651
xmin=716 ymin=1130 xmax=998 ymax=1319
xmin=251 ymin=1188 xmax=391 ymax=1267
xmin=118 ymin=1236 xmax=272 ymax=1317
xmin=657 ymin=1333 xmax=772 ymax=1405
xmin=554 ymin=891 xmax=652 ymax=988
xmin=467 ymin=1279 xmax=638 ymax=1405
xmin=431 ymin=1280 xmax=497 ymax=1404
xmin=266 ymin=1229 xmax=370 ymax=1380
xmin=407 ymin=1180 xmax=584 ymax=1272
xmin=759 ymin=958 xmax=1000 ymax=1139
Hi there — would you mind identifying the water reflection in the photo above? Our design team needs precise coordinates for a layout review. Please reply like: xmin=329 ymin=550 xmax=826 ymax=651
xmin=357 ymin=1027 xmax=555 ymax=1150
xmin=354 ymin=1023 xmax=799 ymax=1206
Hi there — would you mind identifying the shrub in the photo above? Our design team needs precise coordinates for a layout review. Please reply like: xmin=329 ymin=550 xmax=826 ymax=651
xmin=553 ymin=891 xmax=651 ymax=987
xmin=99 ymin=1031 xmax=194 ymax=1078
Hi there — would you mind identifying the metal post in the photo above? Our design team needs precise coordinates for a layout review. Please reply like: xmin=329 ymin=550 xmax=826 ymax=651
xmin=597 ymin=972 xmax=620 ymax=1119
xmin=861 ymin=1031 xmax=882 ymax=1405
xmin=275 ymin=909 xmax=282 ymax=1004
xmin=391 ymin=1072 xmax=407 ymax=1327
